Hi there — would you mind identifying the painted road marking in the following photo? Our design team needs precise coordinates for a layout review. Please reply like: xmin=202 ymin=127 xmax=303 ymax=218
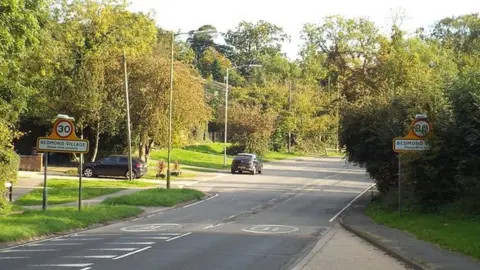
xmin=165 ymin=232 xmax=192 ymax=242
xmin=112 ymin=246 xmax=151 ymax=260
xmin=120 ymin=236 xmax=170 ymax=240
xmin=121 ymin=223 xmax=182 ymax=232
xmin=89 ymin=248 xmax=137 ymax=251
xmin=329 ymin=183 xmax=376 ymax=222
xmin=1 ymin=249 xmax=56 ymax=253
xmin=30 ymin=263 xmax=93 ymax=267
xmin=29 ymin=243 xmax=83 ymax=246
xmin=52 ymin=238 xmax=104 ymax=241
xmin=74 ymin=234 xmax=121 ymax=237
xmin=183 ymin=193 xmax=219 ymax=208
xmin=107 ymin=242 xmax=155 ymax=245
xmin=242 ymin=225 xmax=299 ymax=234
xmin=80 ymin=268 xmax=91 ymax=270
xmin=65 ymin=255 xmax=117 ymax=259
xmin=0 ymin=256 xmax=30 ymax=259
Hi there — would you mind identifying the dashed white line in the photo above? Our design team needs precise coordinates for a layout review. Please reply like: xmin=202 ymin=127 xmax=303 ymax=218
xmin=89 ymin=248 xmax=137 ymax=251
xmin=0 ymin=256 xmax=30 ymax=259
xmin=29 ymin=243 xmax=83 ymax=246
xmin=112 ymin=246 xmax=151 ymax=260
xmin=52 ymin=238 xmax=104 ymax=241
xmin=1 ymin=249 xmax=56 ymax=253
xmin=121 ymin=237 xmax=170 ymax=240
xmin=107 ymin=242 xmax=155 ymax=245
xmin=165 ymin=232 xmax=192 ymax=242
xmin=183 ymin=193 xmax=219 ymax=208
xmin=65 ymin=255 xmax=117 ymax=259
xmin=80 ymin=267 xmax=92 ymax=270
xmin=30 ymin=263 xmax=93 ymax=267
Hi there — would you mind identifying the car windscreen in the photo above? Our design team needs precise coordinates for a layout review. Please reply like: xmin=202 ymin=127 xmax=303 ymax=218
xmin=234 ymin=156 xmax=252 ymax=161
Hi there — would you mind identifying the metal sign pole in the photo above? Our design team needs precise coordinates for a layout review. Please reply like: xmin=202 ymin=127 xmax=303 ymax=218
xmin=42 ymin=152 xmax=48 ymax=211
xmin=398 ymin=154 xmax=402 ymax=213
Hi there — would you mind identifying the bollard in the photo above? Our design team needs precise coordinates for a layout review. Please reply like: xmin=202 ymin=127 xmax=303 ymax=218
xmin=4 ymin=181 xmax=13 ymax=202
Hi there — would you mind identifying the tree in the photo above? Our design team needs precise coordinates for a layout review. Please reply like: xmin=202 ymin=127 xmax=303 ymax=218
xmin=36 ymin=0 xmax=158 ymax=161
xmin=224 ymin=20 xmax=289 ymax=77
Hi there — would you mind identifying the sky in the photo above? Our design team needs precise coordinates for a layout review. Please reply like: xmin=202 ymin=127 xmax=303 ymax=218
xmin=128 ymin=0 xmax=479 ymax=59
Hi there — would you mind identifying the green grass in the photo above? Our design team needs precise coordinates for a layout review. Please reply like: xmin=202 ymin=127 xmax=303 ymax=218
xmin=14 ymin=179 xmax=156 ymax=206
xmin=0 ymin=205 xmax=142 ymax=243
xmin=262 ymin=151 xmax=300 ymax=162
xmin=366 ymin=202 xmax=480 ymax=260
xmin=102 ymin=188 xmax=205 ymax=207
xmin=183 ymin=143 xmax=229 ymax=155
xmin=151 ymin=148 xmax=231 ymax=169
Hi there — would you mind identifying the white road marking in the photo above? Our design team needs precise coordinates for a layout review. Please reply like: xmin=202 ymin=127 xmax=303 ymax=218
xmin=121 ymin=223 xmax=182 ymax=232
xmin=89 ymin=248 xmax=137 ymax=251
xmin=203 ymin=223 xmax=226 ymax=229
xmin=242 ymin=225 xmax=299 ymax=234
xmin=121 ymin=237 xmax=170 ymax=240
xmin=1 ymin=249 xmax=56 ymax=253
xmin=80 ymin=268 xmax=92 ymax=270
xmin=30 ymin=263 xmax=93 ymax=267
xmin=65 ymin=255 xmax=117 ymax=259
xmin=29 ymin=243 xmax=83 ymax=246
xmin=165 ymin=232 xmax=192 ymax=242
xmin=74 ymin=234 xmax=121 ymax=237
xmin=0 ymin=256 xmax=30 ymax=259
xmin=112 ymin=246 xmax=151 ymax=260
xmin=107 ymin=242 xmax=155 ymax=245
xmin=52 ymin=238 xmax=104 ymax=241
xmin=329 ymin=183 xmax=376 ymax=222
xmin=183 ymin=193 xmax=219 ymax=208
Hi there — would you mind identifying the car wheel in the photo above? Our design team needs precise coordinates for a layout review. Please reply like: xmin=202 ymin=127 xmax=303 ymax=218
xmin=83 ymin=168 xmax=94 ymax=178
xmin=125 ymin=170 xmax=137 ymax=179
xmin=231 ymin=169 xmax=236 ymax=174
xmin=251 ymin=167 xmax=256 ymax=175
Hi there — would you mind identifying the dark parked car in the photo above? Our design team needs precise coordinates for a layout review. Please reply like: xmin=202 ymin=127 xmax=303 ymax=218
xmin=231 ymin=153 xmax=263 ymax=175
xmin=82 ymin=155 xmax=148 ymax=179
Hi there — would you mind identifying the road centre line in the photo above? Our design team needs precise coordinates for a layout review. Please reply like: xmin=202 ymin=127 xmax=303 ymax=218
xmin=52 ymin=238 xmax=104 ymax=241
xmin=108 ymin=242 xmax=155 ymax=245
xmin=165 ymin=232 xmax=192 ymax=242
xmin=183 ymin=193 xmax=219 ymax=208
xmin=112 ymin=246 xmax=151 ymax=260
xmin=89 ymin=248 xmax=137 ymax=251
xmin=65 ymin=255 xmax=117 ymax=259
xmin=1 ymin=249 xmax=56 ymax=252
xmin=29 ymin=243 xmax=83 ymax=246
xmin=30 ymin=263 xmax=93 ymax=267
xmin=0 ymin=256 xmax=30 ymax=259
xmin=329 ymin=183 xmax=376 ymax=222
xmin=80 ymin=268 xmax=92 ymax=270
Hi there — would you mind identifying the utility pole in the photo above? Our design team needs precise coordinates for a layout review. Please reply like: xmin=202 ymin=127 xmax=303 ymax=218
xmin=223 ymin=69 xmax=229 ymax=167
xmin=123 ymin=51 xmax=133 ymax=181
xmin=167 ymin=31 xmax=175 ymax=189
xmin=287 ymin=80 xmax=292 ymax=153
xmin=336 ymin=78 xmax=340 ymax=153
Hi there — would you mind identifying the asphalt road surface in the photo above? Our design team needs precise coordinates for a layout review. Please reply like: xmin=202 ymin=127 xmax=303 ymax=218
xmin=1 ymin=157 xmax=407 ymax=270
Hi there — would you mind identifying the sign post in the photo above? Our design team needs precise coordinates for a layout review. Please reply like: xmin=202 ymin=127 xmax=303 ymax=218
xmin=393 ymin=114 xmax=432 ymax=213
xmin=36 ymin=115 xmax=89 ymax=211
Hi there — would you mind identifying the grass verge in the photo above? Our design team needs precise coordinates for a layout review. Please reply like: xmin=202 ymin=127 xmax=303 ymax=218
xmin=14 ymin=179 xmax=155 ymax=206
xmin=0 ymin=205 xmax=142 ymax=243
xmin=150 ymin=148 xmax=230 ymax=169
xmin=102 ymin=188 xmax=205 ymax=207
xmin=366 ymin=202 xmax=480 ymax=260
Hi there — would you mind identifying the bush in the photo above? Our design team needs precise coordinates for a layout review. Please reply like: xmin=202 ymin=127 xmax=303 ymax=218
xmin=0 ymin=120 xmax=20 ymax=213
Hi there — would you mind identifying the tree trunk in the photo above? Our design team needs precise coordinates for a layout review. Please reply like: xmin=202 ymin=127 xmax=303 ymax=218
xmin=91 ymin=122 xmax=101 ymax=162
xmin=144 ymin=139 xmax=154 ymax=164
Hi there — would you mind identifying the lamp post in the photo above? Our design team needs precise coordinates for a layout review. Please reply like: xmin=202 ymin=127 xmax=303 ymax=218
xmin=223 ymin=64 xmax=262 ymax=167
xmin=167 ymin=29 xmax=216 ymax=189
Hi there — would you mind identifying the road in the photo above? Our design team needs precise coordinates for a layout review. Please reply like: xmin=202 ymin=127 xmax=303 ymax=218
xmin=1 ymin=157 xmax=407 ymax=270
